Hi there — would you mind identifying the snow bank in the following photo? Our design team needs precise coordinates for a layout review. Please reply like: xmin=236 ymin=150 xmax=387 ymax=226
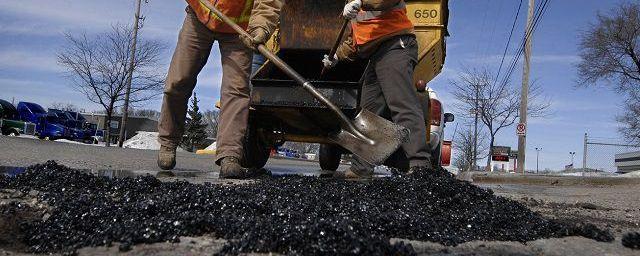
xmin=621 ymin=171 xmax=640 ymax=177
xmin=123 ymin=131 xmax=161 ymax=150
xmin=56 ymin=139 xmax=87 ymax=145
xmin=205 ymin=141 xmax=217 ymax=151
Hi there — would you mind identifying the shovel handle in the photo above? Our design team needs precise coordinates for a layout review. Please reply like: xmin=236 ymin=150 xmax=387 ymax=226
xmin=320 ymin=19 xmax=350 ymax=77
xmin=203 ymin=2 xmax=373 ymax=144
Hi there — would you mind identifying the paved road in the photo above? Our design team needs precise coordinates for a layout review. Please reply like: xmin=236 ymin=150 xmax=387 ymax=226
xmin=0 ymin=136 xmax=349 ymax=179
xmin=2 ymin=135 xmax=640 ymax=255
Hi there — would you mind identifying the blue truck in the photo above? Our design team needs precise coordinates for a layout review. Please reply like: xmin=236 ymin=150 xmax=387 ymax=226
xmin=17 ymin=102 xmax=69 ymax=140
xmin=48 ymin=109 xmax=92 ymax=142
xmin=58 ymin=110 xmax=97 ymax=142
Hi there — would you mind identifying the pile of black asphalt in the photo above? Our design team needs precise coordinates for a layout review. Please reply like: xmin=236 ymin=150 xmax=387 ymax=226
xmin=622 ymin=232 xmax=640 ymax=250
xmin=0 ymin=161 xmax=614 ymax=255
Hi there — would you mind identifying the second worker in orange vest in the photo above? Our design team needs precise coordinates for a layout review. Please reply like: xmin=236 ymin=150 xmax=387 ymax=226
xmin=323 ymin=0 xmax=433 ymax=178
xmin=158 ymin=0 xmax=283 ymax=179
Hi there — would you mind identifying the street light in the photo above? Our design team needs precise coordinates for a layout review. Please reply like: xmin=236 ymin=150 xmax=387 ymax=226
xmin=535 ymin=147 xmax=542 ymax=173
xmin=569 ymin=152 xmax=576 ymax=168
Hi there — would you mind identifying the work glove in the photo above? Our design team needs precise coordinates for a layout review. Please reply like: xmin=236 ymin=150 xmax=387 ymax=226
xmin=322 ymin=54 xmax=339 ymax=69
xmin=240 ymin=27 xmax=270 ymax=51
xmin=343 ymin=0 xmax=362 ymax=19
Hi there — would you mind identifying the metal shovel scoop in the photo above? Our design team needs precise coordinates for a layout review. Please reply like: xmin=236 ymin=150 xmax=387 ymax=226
xmin=204 ymin=3 xmax=409 ymax=164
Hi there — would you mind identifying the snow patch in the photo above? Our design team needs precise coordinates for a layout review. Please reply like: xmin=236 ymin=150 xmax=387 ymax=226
xmin=123 ymin=131 xmax=161 ymax=150
xmin=204 ymin=141 xmax=217 ymax=151
xmin=621 ymin=171 xmax=640 ymax=178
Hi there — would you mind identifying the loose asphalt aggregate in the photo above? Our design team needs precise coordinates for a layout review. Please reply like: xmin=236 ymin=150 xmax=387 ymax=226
xmin=0 ymin=160 xmax=619 ymax=255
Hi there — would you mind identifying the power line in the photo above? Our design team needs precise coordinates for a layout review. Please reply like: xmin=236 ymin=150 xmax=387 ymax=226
xmin=497 ymin=0 xmax=551 ymax=88
xmin=492 ymin=0 xmax=523 ymax=86
xmin=499 ymin=0 xmax=547 ymax=87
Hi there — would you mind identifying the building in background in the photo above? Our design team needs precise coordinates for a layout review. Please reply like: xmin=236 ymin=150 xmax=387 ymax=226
xmin=82 ymin=113 xmax=158 ymax=144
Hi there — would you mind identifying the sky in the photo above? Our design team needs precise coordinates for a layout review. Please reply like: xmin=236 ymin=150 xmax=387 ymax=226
xmin=0 ymin=0 xmax=633 ymax=171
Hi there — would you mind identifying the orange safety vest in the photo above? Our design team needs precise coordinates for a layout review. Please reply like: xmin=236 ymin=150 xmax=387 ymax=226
xmin=186 ymin=0 xmax=254 ymax=33
xmin=351 ymin=1 xmax=414 ymax=46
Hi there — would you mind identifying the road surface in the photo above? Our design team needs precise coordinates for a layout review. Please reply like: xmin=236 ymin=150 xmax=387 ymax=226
xmin=1 ymin=135 xmax=639 ymax=255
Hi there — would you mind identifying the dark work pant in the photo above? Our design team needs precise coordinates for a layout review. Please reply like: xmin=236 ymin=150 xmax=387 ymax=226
xmin=351 ymin=34 xmax=432 ymax=173
xmin=158 ymin=7 xmax=252 ymax=164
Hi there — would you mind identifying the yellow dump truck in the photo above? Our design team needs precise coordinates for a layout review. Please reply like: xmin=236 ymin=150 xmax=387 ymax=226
xmin=243 ymin=0 xmax=451 ymax=170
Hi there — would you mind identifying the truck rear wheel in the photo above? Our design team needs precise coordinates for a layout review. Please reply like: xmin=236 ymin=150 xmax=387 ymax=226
xmin=240 ymin=119 xmax=271 ymax=170
xmin=319 ymin=144 xmax=342 ymax=171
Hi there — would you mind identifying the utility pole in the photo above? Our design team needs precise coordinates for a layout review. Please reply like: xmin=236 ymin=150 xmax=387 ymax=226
xmin=535 ymin=147 xmax=541 ymax=173
xmin=517 ymin=0 xmax=535 ymax=174
xmin=118 ymin=0 xmax=144 ymax=147
xmin=582 ymin=133 xmax=588 ymax=171
xmin=473 ymin=87 xmax=479 ymax=172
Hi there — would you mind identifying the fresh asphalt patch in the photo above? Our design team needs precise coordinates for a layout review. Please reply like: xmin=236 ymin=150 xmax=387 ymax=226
xmin=0 ymin=161 xmax=620 ymax=255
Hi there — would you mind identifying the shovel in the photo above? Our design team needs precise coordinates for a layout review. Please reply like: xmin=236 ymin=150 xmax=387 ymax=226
xmin=204 ymin=3 xmax=409 ymax=164
xmin=319 ymin=19 xmax=350 ymax=78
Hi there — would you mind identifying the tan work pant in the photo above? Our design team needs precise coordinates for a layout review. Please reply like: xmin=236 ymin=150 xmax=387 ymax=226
xmin=158 ymin=7 xmax=252 ymax=164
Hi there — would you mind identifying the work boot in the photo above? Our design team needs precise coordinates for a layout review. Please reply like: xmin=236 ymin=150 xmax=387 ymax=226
xmin=333 ymin=167 xmax=373 ymax=180
xmin=219 ymin=157 xmax=249 ymax=179
xmin=157 ymin=145 xmax=176 ymax=170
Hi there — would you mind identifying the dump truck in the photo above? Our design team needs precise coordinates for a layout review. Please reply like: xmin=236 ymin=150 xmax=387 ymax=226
xmin=241 ymin=0 xmax=451 ymax=170
xmin=0 ymin=99 xmax=36 ymax=136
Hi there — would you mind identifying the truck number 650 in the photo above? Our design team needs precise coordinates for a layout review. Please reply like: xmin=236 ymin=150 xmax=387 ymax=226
xmin=414 ymin=9 xmax=438 ymax=19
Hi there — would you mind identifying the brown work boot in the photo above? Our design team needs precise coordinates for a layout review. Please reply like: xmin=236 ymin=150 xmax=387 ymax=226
xmin=219 ymin=157 xmax=249 ymax=179
xmin=333 ymin=167 xmax=373 ymax=180
xmin=157 ymin=145 xmax=176 ymax=170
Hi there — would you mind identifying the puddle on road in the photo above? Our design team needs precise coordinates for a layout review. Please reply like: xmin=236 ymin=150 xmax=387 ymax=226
xmin=0 ymin=165 xmax=216 ymax=180
xmin=0 ymin=166 xmax=27 ymax=178
xmin=2 ymin=165 xmax=393 ymax=180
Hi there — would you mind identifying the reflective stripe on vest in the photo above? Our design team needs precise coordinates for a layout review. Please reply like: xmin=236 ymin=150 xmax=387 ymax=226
xmin=351 ymin=0 xmax=413 ymax=46
xmin=355 ymin=1 xmax=406 ymax=22
xmin=186 ymin=0 xmax=254 ymax=33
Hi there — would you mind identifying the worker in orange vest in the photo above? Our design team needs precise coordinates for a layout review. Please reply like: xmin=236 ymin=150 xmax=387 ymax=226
xmin=158 ymin=0 xmax=283 ymax=179
xmin=323 ymin=0 xmax=432 ymax=178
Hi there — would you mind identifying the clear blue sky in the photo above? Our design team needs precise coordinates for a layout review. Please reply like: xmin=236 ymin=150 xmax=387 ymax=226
xmin=0 ymin=0 xmax=630 ymax=170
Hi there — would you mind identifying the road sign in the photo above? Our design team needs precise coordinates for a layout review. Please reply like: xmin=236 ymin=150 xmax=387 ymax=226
xmin=516 ymin=123 xmax=526 ymax=136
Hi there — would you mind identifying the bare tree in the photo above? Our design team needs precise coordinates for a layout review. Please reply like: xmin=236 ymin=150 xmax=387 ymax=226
xmin=133 ymin=109 xmax=161 ymax=121
xmin=49 ymin=102 xmax=79 ymax=112
xmin=577 ymin=2 xmax=640 ymax=141
xmin=451 ymin=68 xmax=550 ymax=170
xmin=618 ymin=92 xmax=640 ymax=143
xmin=453 ymin=126 xmax=489 ymax=172
xmin=57 ymin=25 xmax=165 ymax=146
xmin=577 ymin=2 xmax=640 ymax=92
xmin=203 ymin=110 xmax=220 ymax=138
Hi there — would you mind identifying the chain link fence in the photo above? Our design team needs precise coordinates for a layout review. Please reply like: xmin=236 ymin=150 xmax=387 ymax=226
xmin=582 ymin=133 xmax=640 ymax=172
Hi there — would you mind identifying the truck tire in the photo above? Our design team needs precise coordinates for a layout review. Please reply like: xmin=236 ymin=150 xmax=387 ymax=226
xmin=319 ymin=144 xmax=342 ymax=171
xmin=240 ymin=118 xmax=271 ymax=170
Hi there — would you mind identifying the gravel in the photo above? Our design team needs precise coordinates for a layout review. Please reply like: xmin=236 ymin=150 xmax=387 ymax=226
xmin=622 ymin=232 xmax=640 ymax=250
xmin=0 ymin=161 xmax=614 ymax=255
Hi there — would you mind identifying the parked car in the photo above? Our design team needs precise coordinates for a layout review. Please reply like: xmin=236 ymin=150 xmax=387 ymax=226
xmin=17 ymin=102 xmax=68 ymax=140
xmin=0 ymin=99 xmax=36 ymax=136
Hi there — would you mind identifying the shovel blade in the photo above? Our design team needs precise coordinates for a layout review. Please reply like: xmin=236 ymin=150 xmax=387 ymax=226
xmin=329 ymin=109 xmax=410 ymax=165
